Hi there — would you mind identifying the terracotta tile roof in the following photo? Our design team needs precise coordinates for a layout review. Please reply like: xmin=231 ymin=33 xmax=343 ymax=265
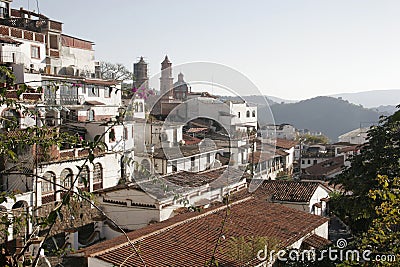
xmin=248 ymin=150 xmax=282 ymax=163
xmin=82 ymin=197 xmax=328 ymax=266
xmin=182 ymin=134 xmax=202 ymax=145
xmin=304 ymin=156 xmax=344 ymax=178
xmin=22 ymin=93 xmax=42 ymax=101
xmin=275 ymin=149 xmax=289 ymax=156
xmin=275 ymin=138 xmax=298 ymax=149
xmin=162 ymin=166 xmax=248 ymax=188
xmin=337 ymin=145 xmax=360 ymax=153
xmin=0 ymin=36 xmax=22 ymax=45
xmin=84 ymin=79 xmax=119 ymax=86
xmin=186 ymin=127 xmax=208 ymax=133
xmin=152 ymin=144 xmax=222 ymax=159
xmin=97 ymin=167 xmax=248 ymax=201
xmin=255 ymin=180 xmax=328 ymax=202
xmin=302 ymin=234 xmax=332 ymax=249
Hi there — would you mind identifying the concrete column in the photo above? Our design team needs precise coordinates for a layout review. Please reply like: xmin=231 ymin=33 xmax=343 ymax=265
xmin=36 ymin=105 xmax=46 ymax=127
xmin=65 ymin=229 xmax=79 ymax=251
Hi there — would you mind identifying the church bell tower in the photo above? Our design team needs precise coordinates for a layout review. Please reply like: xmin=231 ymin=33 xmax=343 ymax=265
xmin=160 ymin=55 xmax=173 ymax=99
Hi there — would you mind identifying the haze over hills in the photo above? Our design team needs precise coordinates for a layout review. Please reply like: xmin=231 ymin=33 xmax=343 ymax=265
xmin=258 ymin=96 xmax=386 ymax=141
xmin=222 ymin=91 xmax=399 ymax=141
xmin=329 ymin=89 xmax=400 ymax=108
xmin=240 ymin=89 xmax=400 ymax=108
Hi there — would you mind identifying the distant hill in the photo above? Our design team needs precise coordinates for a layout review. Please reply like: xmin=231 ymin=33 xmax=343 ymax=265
xmin=330 ymin=89 xmax=400 ymax=108
xmin=369 ymin=105 xmax=397 ymax=116
xmin=220 ymin=95 xmax=277 ymax=106
xmin=265 ymin=95 xmax=298 ymax=104
xmin=263 ymin=96 xmax=385 ymax=141
xmin=220 ymin=95 xmax=296 ymax=106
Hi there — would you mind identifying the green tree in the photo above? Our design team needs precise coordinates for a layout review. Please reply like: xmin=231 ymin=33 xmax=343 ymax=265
xmin=331 ymin=106 xmax=400 ymax=234
xmin=298 ymin=133 xmax=329 ymax=145
xmin=358 ymin=175 xmax=400 ymax=266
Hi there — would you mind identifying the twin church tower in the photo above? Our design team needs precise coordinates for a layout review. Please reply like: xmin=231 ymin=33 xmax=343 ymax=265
xmin=134 ymin=56 xmax=191 ymax=117
xmin=133 ymin=55 xmax=189 ymax=101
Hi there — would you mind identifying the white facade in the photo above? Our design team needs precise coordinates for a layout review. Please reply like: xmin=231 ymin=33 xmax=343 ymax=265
xmin=95 ymin=171 xmax=247 ymax=233
xmin=252 ymin=154 xmax=285 ymax=180
xmin=261 ymin=124 xmax=296 ymax=141
xmin=230 ymin=101 xmax=257 ymax=131
xmin=338 ymin=127 xmax=369 ymax=145
xmin=301 ymin=157 xmax=332 ymax=169
xmin=133 ymin=120 xmax=184 ymax=154
xmin=0 ymin=33 xmax=46 ymax=73
xmin=59 ymin=39 xmax=95 ymax=76
xmin=136 ymin=147 xmax=223 ymax=175
xmin=183 ymin=97 xmax=257 ymax=134
xmin=271 ymin=185 xmax=330 ymax=216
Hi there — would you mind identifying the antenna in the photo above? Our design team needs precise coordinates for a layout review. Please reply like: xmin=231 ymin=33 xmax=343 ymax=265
xmin=36 ymin=0 xmax=40 ymax=15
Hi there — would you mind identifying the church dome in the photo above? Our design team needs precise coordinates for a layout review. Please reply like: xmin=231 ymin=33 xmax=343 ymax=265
xmin=173 ymin=72 xmax=189 ymax=92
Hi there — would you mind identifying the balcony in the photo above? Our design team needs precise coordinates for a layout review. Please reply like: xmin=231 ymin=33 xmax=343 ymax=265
xmin=301 ymin=151 xmax=335 ymax=158
xmin=0 ymin=51 xmax=23 ymax=64
xmin=0 ymin=18 xmax=61 ymax=33
xmin=44 ymin=95 xmax=79 ymax=105
xmin=0 ymin=18 xmax=47 ymax=33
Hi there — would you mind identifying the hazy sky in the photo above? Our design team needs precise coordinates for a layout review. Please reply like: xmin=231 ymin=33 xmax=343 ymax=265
xmin=11 ymin=0 xmax=400 ymax=100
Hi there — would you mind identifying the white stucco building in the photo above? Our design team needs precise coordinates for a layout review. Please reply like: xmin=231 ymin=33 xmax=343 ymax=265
xmin=94 ymin=166 xmax=248 ymax=237
xmin=338 ymin=127 xmax=369 ymax=145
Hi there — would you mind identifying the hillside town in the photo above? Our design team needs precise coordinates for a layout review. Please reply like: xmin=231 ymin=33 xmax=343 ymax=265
xmin=0 ymin=1 xmax=398 ymax=266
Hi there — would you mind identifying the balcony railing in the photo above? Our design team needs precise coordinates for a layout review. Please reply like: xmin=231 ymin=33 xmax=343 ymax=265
xmin=0 ymin=18 xmax=61 ymax=33
xmin=301 ymin=151 xmax=335 ymax=158
xmin=0 ymin=18 xmax=47 ymax=33
xmin=44 ymin=95 xmax=79 ymax=105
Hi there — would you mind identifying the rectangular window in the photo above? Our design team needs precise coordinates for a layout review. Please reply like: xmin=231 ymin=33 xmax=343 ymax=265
xmin=104 ymin=87 xmax=112 ymax=98
xmin=31 ymin=45 xmax=40 ymax=59
xmin=88 ymin=85 xmax=99 ymax=97
xmin=191 ymin=156 xmax=195 ymax=168
xmin=172 ymin=161 xmax=177 ymax=172
xmin=124 ymin=127 xmax=128 ymax=140
xmin=49 ymin=34 xmax=59 ymax=49
xmin=109 ymin=128 xmax=116 ymax=142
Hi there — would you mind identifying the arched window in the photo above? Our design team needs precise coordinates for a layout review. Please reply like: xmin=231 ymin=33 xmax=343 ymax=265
xmin=252 ymin=110 xmax=256 ymax=117
xmin=246 ymin=110 xmax=250 ymax=117
xmin=93 ymin=163 xmax=103 ymax=190
xmin=60 ymin=168 xmax=73 ymax=188
xmin=109 ymin=128 xmax=116 ymax=142
xmin=78 ymin=165 xmax=90 ymax=189
xmin=42 ymin=172 xmax=55 ymax=193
